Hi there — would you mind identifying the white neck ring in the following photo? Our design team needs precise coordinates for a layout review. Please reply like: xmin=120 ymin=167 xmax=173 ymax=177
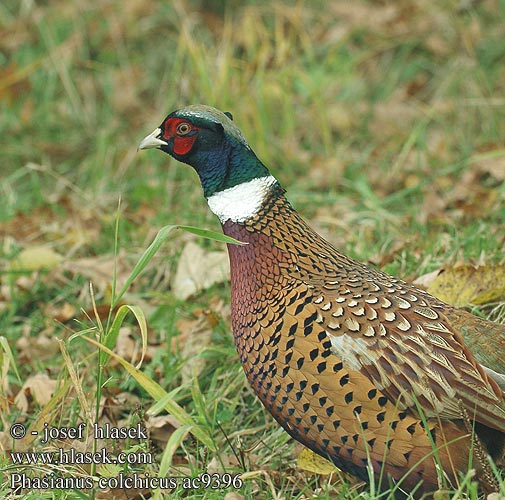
xmin=207 ymin=175 xmax=277 ymax=223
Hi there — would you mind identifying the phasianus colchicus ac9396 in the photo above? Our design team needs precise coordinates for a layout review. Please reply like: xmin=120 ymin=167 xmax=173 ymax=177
xmin=139 ymin=105 xmax=505 ymax=497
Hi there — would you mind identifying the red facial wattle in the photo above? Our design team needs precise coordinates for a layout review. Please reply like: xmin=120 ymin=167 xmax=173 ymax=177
xmin=163 ymin=118 xmax=200 ymax=156
xmin=173 ymin=134 xmax=198 ymax=155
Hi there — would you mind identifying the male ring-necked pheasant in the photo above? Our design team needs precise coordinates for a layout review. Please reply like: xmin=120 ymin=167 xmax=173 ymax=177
xmin=139 ymin=105 xmax=505 ymax=497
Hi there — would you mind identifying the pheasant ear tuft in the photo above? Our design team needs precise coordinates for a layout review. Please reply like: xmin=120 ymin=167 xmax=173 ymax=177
xmin=224 ymin=111 xmax=234 ymax=121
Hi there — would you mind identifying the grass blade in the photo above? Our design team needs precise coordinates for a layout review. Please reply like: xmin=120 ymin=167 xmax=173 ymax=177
xmin=113 ymin=224 xmax=244 ymax=307
xmin=82 ymin=335 xmax=216 ymax=451
xmin=102 ymin=304 xmax=148 ymax=368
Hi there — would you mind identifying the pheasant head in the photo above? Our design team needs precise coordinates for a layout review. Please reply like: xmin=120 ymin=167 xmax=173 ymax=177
xmin=138 ymin=105 xmax=274 ymax=213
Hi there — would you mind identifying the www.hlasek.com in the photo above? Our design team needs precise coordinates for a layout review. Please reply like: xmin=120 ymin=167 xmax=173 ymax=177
xmin=10 ymin=447 xmax=152 ymax=466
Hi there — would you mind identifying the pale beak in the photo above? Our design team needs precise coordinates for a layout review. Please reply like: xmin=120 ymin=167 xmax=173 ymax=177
xmin=137 ymin=128 xmax=168 ymax=151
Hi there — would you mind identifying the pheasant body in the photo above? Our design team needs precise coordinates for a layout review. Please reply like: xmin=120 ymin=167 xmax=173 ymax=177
xmin=222 ymin=186 xmax=504 ymax=494
xmin=139 ymin=105 xmax=505 ymax=497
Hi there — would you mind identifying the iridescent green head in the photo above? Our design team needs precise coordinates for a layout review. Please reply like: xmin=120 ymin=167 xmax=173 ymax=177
xmin=139 ymin=105 xmax=271 ymax=198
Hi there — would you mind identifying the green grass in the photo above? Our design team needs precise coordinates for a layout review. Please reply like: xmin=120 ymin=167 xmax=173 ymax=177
xmin=1 ymin=0 xmax=504 ymax=499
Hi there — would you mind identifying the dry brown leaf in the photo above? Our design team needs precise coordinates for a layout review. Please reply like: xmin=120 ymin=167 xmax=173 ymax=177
xmin=473 ymin=154 xmax=505 ymax=182
xmin=146 ymin=414 xmax=181 ymax=448
xmin=0 ymin=205 xmax=51 ymax=240
xmin=1 ymin=192 xmax=101 ymax=250
xmin=223 ymin=493 xmax=245 ymax=500
xmin=330 ymin=2 xmax=397 ymax=30
xmin=425 ymin=264 xmax=505 ymax=307
xmin=413 ymin=269 xmax=443 ymax=290
xmin=208 ymin=295 xmax=231 ymax=324
xmin=79 ymin=303 xmax=119 ymax=323
xmin=14 ymin=373 xmax=58 ymax=412
xmin=171 ymin=296 xmax=227 ymax=351
xmin=433 ymin=490 xmax=452 ymax=500
xmin=206 ymin=452 xmax=243 ymax=476
xmin=418 ymin=185 xmax=449 ymax=224
xmin=108 ymin=325 xmax=157 ymax=366
xmin=309 ymin=154 xmax=347 ymax=190
xmin=42 ymin=301 xmax=77 ymax=323
xmin=62 ymin=252 xmax=129 ymax=295
xmin=0 ymin=432 xmax=13 ymax=453
xmin=98 ymin=392 xmax=141 ymax=422
xmin=486 ymin=493 xmax=505 ymax=500
xmin=452 ymin=176 xmax=499 ymax=219
xmin=178 ymin=312 xmax=215 ymax=384
xmin=116 ymin=327 xmax=136 ymax=361
xmin=172 ymin=241 xmax=229 ymax=299
xmin=16 ymin=326 xmax=59 ymax=363
xmin=13 ymin=274 xmax=39 ymax=294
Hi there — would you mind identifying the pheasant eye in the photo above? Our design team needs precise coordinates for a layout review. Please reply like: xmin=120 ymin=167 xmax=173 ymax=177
xmin=176 ymin=122 xmax=191 ymax=135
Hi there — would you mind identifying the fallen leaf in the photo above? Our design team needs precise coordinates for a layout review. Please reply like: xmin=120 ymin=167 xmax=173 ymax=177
xmin=330 ymin=2 xmax=397 ymax=30
xmin=11 ymin=245 xmax=63 ymax=271
xmin=433 ymin=490 xmax=452 ymax=500
xmin=171 ymin=296 xmax=227 ymax=352
xmin=297 ymin=447 xmax=339 ymax=475
xmin=42 ymin=302 xmax=77 ymax=323
xmin=413 ymin=269 xmax=443 ymax=290
xmin=223 ymin=493 xmax=245 ymax=500
xmin=146 ymin=414 xmax=181 ymax=448
xmin=0 ymin=432 xmax=13 ymax=453
xmin=62 ymin=252 xmax=129 ymax=295
xmin=172 ymin=241 xmax=229 ymax=299
xmin=486 ymin=493 xmax=505 ymax=500
xmin=113 ymin=327 xmax=140 ymax=364
xmin=177 ymin=312 xmax=215 ymax=384
xmin=16 ymin=326 xmax=59 ymax=363
xmin=472 ymin=152 xmax=505 ymax=182
xmin=206 ymin=447 xmax=246 ymax=476
xmin=98 ymin=392 xmax=141 ymax=422
xmin=425 ymin=264 xmax=505 ymax=307
xmin=14 ymin=373 xmax=58 ymax=412
xmin=418 ymin=184 xmax=449 ymax=224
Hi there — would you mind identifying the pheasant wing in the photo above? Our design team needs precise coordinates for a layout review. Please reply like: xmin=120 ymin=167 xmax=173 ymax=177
xmin=306 ymin=273 xmax=505 ymax=432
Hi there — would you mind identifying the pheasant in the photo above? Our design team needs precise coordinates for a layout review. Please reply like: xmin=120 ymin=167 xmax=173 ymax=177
xmin=139 ymin=105 xmax=505 ymax=497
